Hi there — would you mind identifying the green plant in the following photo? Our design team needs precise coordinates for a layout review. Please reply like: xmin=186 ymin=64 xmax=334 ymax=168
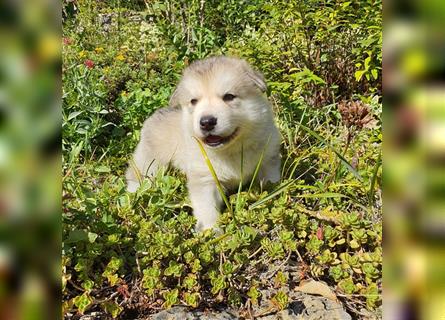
xmin=63 ymin=0 xmax=382 ymax=318
xmin=271 ymin=291 xmax=289 ymax=311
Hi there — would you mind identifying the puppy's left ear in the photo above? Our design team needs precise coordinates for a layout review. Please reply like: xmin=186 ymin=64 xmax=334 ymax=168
xmin=247 ymin=69 xmax=267 ymax=93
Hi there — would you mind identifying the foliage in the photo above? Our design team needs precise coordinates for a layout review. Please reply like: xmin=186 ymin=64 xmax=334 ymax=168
xmin=63 ymin=0 xmax=382 ymax=318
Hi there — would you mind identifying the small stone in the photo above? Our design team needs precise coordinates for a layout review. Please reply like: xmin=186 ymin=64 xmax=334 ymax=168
xmin=150 ymin=293 xmax=352 ymax=320
xmin=151 ymin=306 xmax=238 ymax=320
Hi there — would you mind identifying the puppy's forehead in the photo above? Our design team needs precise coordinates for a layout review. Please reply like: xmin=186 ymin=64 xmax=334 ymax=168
xmin=183 ymin=65 xmax=243 ymax=95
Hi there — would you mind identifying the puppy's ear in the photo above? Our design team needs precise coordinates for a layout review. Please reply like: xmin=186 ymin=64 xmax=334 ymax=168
xmin=247 ymin=69 xmax=267 ymax=92
xmin=169 ymin=85 xmax=182 ymax=108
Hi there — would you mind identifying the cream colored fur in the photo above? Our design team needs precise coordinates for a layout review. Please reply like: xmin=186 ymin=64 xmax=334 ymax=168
xmin=126 ymin=56 xmax=281 ymax=231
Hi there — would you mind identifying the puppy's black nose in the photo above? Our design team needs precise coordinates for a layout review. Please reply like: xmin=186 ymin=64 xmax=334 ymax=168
xmin=200 ymin=116 xmax=217 ymax=131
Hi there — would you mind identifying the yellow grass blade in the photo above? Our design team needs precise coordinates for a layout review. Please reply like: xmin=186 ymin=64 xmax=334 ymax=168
xmin=193 ymin=137 xmax=233 ymax=215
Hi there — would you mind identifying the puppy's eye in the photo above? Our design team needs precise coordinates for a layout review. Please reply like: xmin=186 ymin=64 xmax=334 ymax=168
xmin=190 ymin=98 xmax=198 ymax=105
xmin=223 ymin=93 xmax=236 ymax=102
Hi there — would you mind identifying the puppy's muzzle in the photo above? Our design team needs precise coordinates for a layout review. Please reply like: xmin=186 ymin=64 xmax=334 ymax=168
xmin=200 ymin=115 xmax=217 ymax=132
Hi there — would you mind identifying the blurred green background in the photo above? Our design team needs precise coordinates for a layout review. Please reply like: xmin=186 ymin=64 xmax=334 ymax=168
xmin=0 ymin=0 xmax=60 ymax=319
xmin=0 ymin=0 xmax=444 ymax=319
xmin=384 ymin=0 xmax=445 ymax=319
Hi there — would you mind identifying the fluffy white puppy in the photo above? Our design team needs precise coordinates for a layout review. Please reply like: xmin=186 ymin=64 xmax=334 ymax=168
xmin=126 ymin=56 xmax=281 ymax=230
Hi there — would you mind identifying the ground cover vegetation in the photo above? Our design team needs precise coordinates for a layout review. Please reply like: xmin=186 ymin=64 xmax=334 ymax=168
xmin=62 ymin=0 xmax=382 ymax=318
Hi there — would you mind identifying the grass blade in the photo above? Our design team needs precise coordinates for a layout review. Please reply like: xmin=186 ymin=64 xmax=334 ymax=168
xmin=248 ymin=135 xmax=271 ymax=192
xmin=368 ymin=152 xmax=382 ymax=206
xmin=295 ymin=192 xmax=349 ymax=199
xmin=298 ymin=124 xmax=363 ymax=181
xmin=235 ymin=144 xmax=244 ymax=212
xmin=249 ymin=179 xmax=294 ymax=210
xmin=194 ymin=137 xmax=232 ymax=214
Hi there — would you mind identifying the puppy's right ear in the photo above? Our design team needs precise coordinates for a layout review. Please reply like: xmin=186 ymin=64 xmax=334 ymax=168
xmin=247 ymin=69 xmax=267 ymax=93
xmin=169 ymin=86 xmax=181 ymax=108
xmin=241 ymin=60 xmax=267 ymax=92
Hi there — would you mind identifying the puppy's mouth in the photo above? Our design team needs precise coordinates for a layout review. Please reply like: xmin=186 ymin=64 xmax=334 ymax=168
xmin=203 ymin=128 xmax=239 ymax=147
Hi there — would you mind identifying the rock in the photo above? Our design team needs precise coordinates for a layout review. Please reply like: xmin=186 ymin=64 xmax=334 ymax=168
xmin=150 ymin=306 xmax=238 ymax=320
xmin=148 ymin=286 xmax=352 ymax=320
xmin=288 ymin=295 xmax=352 ymax=320
xmin=78 ymin=311 xmax=106 ymax=320
xmin=149 ymin=293 xmax=352 ymax=320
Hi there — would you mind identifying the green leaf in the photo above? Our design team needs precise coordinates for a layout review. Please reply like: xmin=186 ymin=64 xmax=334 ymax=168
xmin=364 ymin=56 xmax=371 ymax=70
xmin=211 ymin=275 xmax=226 ymax=294
xmin=183 ymin=274 xmax=198 ymax=290
xmin=247 ymin=286 xmax=261 ymax=305
xmin=87 ymin=232 xmax=98 ymax=243
xmin=82 ymin=279 xmax=94 ymax=291
xmin=163 ymin=289 xmax=179 ymax=308
xmin=338 ymin=278 xmax=357 ymax=294
xmin=65 ymin=230 xmax=88 ymax=244
xmin=102 ymin=301 xmax=123 ymax=318
xmin=222 ymin=261 xmax=234 ymax=275
xmin=68 ymin=141 xmax=83 ymax=165
xmin=184 ymin=292 xmax=200 ymax=308
xmin=271 ymin=291 xmax=288 ymax=310
xmin=67 ymin=111 xmax=83 ymax=121
xmin=336 ymin=238 xmax=346 ymax=245
xmin=355 ymin=69 xmax=366 ymax=81
xmin=102 ymin=257 xmax=123 ymax=285
xmin=95 ymin=165 xmax=111 ymax=173
xmin=349 ymin=239 xmax=360 ymax=249
xmin=362 ymin=283 xmax=379 ymax=309
xmin=164 ymin=261 xmax=183 ymax=277
xmin=73 ymin=293 xmax=93 ymax=314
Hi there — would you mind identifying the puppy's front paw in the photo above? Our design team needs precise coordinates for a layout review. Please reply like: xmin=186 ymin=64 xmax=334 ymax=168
xmin=195 ymin=221 xmax=222 ymax=236
xmin=195 ymin=220 xmax=217 ymax=233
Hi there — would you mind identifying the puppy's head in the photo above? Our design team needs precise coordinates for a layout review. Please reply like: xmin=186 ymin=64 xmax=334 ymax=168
xmin=170 ymin=56 xmax=269 ymax=149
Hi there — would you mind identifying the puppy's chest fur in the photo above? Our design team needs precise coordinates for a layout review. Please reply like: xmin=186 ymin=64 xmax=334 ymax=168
xmin=206 ymin=148 xmax=259 ymax=189
xmin=181 ymin=139 xmax=261 ymax=189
